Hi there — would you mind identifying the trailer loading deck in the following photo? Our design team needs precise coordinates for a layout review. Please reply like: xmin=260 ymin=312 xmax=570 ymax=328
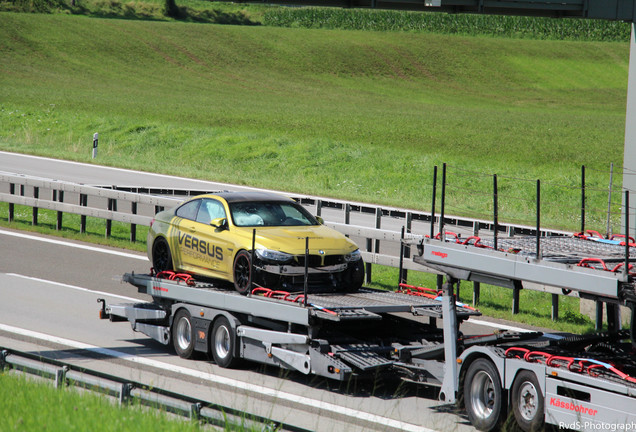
xmin=98 ymin=228 xmax=636 ymax=432
xmin=412 ymin=234 xmax=636 ymax=431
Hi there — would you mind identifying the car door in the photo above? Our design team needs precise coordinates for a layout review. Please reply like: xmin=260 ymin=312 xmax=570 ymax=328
xmin=189 ymin=198 xmax=234 ymax=278
xmin=170 ymin=198 xmax=202 ymax=272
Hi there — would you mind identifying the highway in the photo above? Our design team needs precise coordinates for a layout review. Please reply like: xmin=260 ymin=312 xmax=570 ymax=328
xmin=0 ymin=227 xmax=490 ymax=432
xmin=0 ymin=151 xmax=541 ymax=431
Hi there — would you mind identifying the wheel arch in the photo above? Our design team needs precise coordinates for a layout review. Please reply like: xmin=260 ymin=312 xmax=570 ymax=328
xmin=150 ymin=234 xmax=176 ymax=270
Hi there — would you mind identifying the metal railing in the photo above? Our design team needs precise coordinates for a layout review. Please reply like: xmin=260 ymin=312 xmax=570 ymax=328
xmin=0 ymin=347 xmax=299 ymax=432
xmin=0 ymin=172 xmax=577 ymax=319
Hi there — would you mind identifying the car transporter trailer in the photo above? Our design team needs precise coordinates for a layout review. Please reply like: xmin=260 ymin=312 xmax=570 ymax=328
xmin=100 ymin=230 xmax=636 ymax=431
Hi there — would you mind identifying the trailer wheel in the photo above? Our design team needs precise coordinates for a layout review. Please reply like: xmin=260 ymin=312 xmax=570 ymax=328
xmin=511 ymin=370 xmax=544 ymax=432
xmin=464 ymin=358 xmax=504 ymax=431
xmin=211 ymin=317 xmax=238 ymax=368
xmin=172 ymin=309 xmax=195 ymax=359
xmin=233 ymin=250 xmax=252 ymax=295
xmin=152 ymin=237 xmax=173 ymax=273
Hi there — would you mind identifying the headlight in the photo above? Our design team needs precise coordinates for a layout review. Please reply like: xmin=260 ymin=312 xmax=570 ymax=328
xmin=255 ymin=249 xmax=294 ymax=263
xmin=344 ymin=249 xmax=362 ymax=262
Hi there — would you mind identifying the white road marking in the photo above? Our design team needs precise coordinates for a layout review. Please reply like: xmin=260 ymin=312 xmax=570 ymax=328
xmin=467 ymin=318 xmax=530 ymax=333
xmin=0 ymin=322 xmax=438 ymax=432
xmin=6 ymin=273 xmax=141 ymax=302
xmin=0 ymin=228 xmax=147 ymax=261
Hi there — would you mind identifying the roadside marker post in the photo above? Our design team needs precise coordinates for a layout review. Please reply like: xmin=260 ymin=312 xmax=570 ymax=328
xmin=92 ymin=133 xmax=98 ymax=159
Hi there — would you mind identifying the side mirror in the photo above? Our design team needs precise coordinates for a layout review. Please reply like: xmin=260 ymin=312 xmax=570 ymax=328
xmin=315 ymin=216 xmax=324 ymax=225
xmin=210 ymin=217 xmax=227 ymax=230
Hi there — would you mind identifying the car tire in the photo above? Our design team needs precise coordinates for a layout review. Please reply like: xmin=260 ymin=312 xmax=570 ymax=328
xmin=511 ymin=370 xmax=544 ymax=432
xmin=172 ymin=309 xmax=195 ymax=359
xmin=152 ymin=237 xmax=173 ymax=273
xmin=464 ymin=358 xmax=504 ymax=431
xmin=342 ymin=259 xmax=364 ymax=292
xmin=233 ymin=250 xmax=252 ymax=295
xmin=211 ymin=316 xmax=239 ymax=368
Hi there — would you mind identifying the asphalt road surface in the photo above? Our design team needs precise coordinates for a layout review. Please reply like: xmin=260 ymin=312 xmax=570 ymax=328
xmin=0 ymin=226 xmax=547 ymax=431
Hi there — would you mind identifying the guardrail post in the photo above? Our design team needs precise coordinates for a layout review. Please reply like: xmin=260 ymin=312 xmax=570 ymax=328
xmin=32 ymin=186 xmax=39 ymax=226
xmin=55 ymin=366 xmax=68 ymax=388
xmin=472 ymin=281 xmax=480 ymax=306
xmin=401 ymin=212 xmax=412 ymax=283
xmin=131 ymin=202 xmax=137 ymax=242
xmin=9 ymin=183 xmax=15 ymax=222
xmin=119 ymin=383 xmax=132 ymax=405
xmin=53 ymin=190 xmax=64 ymax=230
xmin=551 ymin=294 xmax=559 ymax=321
xmin=316 ymin=200 xmax=322 ymax=217
xmin=0 ymin=349 xmax=7 ymax=371
xmin=344 ymin=203 xmax=350 ymax=225
xmin=512 ymin=281 xmax=520 ymax=315
xmin=106 ymin=198 xmax=117 ymax=238
xmin=595 ymin=301 xmax=603 ymax=330
xmin=80 ymin=194 xmax=87 ymax=233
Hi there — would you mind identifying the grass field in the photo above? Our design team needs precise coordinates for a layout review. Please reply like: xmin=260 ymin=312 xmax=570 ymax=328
xmin=0 ymin=6 xmax=629 ymax=334
xmin=0 ymin=11 xmax=629 ymax=233
xmin=0 ymin=372 xmax=260 ymax=431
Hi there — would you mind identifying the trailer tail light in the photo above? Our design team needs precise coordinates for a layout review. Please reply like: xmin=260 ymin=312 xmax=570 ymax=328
xmin=150 ymin=218 xmax=155 ymax=228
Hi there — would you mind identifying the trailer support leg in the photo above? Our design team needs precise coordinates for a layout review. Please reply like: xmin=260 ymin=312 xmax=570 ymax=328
xmin=439 ymin=277 xmax=459 ymax=404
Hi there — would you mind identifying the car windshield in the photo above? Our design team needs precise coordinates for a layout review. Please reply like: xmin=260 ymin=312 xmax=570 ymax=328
xmin=229 ymin=201 xmax=318 ymax=227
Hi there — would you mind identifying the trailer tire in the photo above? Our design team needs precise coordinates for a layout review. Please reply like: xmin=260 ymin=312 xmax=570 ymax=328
xmin=511 ymin=370 xmax=544 ymax=432
xmin=172 ymin=309 xmax=195 ymax=359
xmin=464 ymin=358 xmax=504 ymax=431
xmin=233 ymin=250 xmax=252 ymax=295
xmin=212 ymin=316 xmax=238 ymax=368
xmin=152 ymin=237 xmax=173 ymax=273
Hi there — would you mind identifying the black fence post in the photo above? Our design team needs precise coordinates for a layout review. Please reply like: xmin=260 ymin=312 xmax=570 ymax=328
xmin=493 ymin=174 xmax=498 ymax=250
xmin=581 ymin=165 xmax=586 ymax=234
xmin=473 ymin=281 xmax=480 ymax=307
xmin=8 ymin=183 xmax=15 ymax=222
xmin=32 ymin=186 xmax=39 ymax=226
xmin=131 ymin=202 xmax=137 ymax=242
xmin=57 ymin=190 xmax=64 ymax=231
xmin=551 ymin=294 xmax=559 ymax=321
xmin=430 ymin=165 xmax=437 ymax=238
xmin=536 ymin=179 xmax=541 ymax=259
xmin=440 ymin=163 xmax=446 ymax=238
xmin=80 ymin=194 xmax=87 ymax=234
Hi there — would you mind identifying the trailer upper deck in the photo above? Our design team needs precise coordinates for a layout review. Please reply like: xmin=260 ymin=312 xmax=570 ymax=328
xmin=414 ymin=235 xmax=636 ymax=303
xmin=123 ymin=272 xmax=480 ymax=327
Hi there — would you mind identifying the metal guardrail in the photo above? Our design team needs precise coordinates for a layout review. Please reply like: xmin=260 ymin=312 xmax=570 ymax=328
xmin=0 ymin=172 xmax=577 ymax=318
xmin=0 ymin=347 xmax=303 ymax=432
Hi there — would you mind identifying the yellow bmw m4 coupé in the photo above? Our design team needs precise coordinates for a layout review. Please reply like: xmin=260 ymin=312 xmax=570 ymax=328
xmin=147 ymin=191 xmax=364 ymax=294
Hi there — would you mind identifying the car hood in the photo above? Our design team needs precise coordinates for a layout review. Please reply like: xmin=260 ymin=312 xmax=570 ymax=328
xmin=249 ymin=225 xmax=358 ymax=255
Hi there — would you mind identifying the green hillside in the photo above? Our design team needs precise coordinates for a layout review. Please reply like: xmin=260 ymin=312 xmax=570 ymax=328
xmin=0 ymin=12 xmax=629 ymax=230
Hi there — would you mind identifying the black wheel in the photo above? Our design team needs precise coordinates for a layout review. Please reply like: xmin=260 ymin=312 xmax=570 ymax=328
xmin=341 ymin=259 xmax=364 ymax=292
xmin=152 ymin=237 xmax=173 ymax=273
xmin=211 ymin=316 xmax=238 ymax=368
xmin=511 ymin=370 xmax=544 ymax=432
xmin=233 ymin=250 xmax=252 ymax=295
xmin=464 ymin=358 xmax=504 ymax=431
xmin=172 ymin=309 xmax=195 ymax=359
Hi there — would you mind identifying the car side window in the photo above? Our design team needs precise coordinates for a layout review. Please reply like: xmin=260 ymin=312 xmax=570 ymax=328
xmin=196 ymin=199 xmax=226 ymax=225
xmin=175 ymin=199 xmax=201 ymax=221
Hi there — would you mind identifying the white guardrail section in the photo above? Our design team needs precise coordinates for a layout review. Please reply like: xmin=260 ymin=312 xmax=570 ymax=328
xmin=0 ymin=172 xmax=428 ymax=273
xmin=1 ymin=172 xmax=581 ymax=317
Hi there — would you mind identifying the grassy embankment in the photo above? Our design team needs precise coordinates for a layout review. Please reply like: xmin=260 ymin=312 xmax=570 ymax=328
xmin=0 ymin=372 xmax=266 ymax=431
xmin=0 ymin=8 xmax=629 ymax=333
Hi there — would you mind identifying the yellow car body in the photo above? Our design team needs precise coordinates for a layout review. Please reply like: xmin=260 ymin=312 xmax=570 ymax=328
xmin=147 ymin=191 xmax=364 ymax=293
